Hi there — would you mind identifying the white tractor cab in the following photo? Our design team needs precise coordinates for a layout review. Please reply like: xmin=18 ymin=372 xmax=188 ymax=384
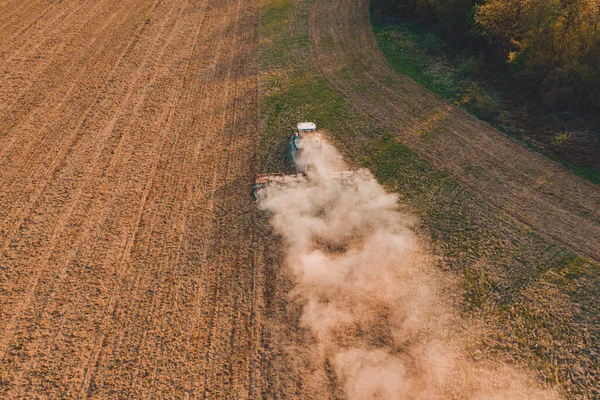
xmin=291 ymin=122 xmax=322 ymax=152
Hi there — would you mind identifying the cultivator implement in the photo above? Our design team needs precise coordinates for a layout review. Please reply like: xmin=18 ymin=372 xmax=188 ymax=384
xmin=254 ymin=168 xmax=371 ymax=201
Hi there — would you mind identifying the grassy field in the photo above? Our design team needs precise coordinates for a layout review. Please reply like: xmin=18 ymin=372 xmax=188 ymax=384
xmin=259 ymin=0 xmax=600 ymax=397
xmin=372 ymin=20 xmax=600 ymax=184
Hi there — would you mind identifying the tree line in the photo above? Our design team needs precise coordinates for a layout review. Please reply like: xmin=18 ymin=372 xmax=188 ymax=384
xmin=372 ymin=0 xmax=600 ymax=113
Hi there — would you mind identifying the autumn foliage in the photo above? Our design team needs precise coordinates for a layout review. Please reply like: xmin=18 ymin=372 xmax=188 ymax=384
xmin=372 ymin=0 xmax=600 ymax=112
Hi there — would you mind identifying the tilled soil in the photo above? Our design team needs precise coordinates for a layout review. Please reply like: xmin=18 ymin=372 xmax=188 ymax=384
xmin=309 ymin=0 xmax=600 ymax=263
xmin=0 ymin=0 xmax=278 ymax=397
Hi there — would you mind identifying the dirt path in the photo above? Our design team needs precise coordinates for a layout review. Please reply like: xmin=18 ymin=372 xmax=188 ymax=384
xmin=0 ymin=0 xmax=269 ymax=397
xmin=309 ymin=0 xmax=600 ymax=262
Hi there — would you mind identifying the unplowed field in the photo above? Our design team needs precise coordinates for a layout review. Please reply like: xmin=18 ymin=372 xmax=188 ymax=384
xmin=310 ymin=0 xmax=600 ymax=262
xmin=0 ymin=0 xmax=271 ymax=397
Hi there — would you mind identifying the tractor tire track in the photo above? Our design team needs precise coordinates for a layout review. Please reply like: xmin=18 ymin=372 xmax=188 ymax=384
xmin=309 ymin=0 xmax=600 ymax=262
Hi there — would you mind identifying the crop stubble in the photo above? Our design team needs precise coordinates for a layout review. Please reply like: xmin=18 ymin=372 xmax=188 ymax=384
xmin=0 ymin=0 xmax=277 ymax=397
xmin=309 ymin=0 xmax=600 ymax=262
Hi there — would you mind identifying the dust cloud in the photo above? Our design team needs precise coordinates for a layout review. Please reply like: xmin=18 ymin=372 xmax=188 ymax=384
xmin=259 ymin=137 xmax=559 ymax=399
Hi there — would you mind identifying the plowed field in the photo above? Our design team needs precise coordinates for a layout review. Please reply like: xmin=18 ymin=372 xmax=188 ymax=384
xmin=310 ymin=0 xmax=600 ymax=262
xmin=0 ymin=0 xmax=266 ymax=397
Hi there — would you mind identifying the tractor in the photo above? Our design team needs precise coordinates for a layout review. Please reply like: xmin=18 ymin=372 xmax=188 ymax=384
xmin=254 ymin=122 xmax=369 ymax=201
xmin=291 ymin=122 xmax=321 ymax=155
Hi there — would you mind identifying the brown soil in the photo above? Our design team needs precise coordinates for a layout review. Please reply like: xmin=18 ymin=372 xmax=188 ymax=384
xmin=309 ymin=0 xmax=600 ymax=263
xmin=0 ymin=0 xmax=281 ymax=397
